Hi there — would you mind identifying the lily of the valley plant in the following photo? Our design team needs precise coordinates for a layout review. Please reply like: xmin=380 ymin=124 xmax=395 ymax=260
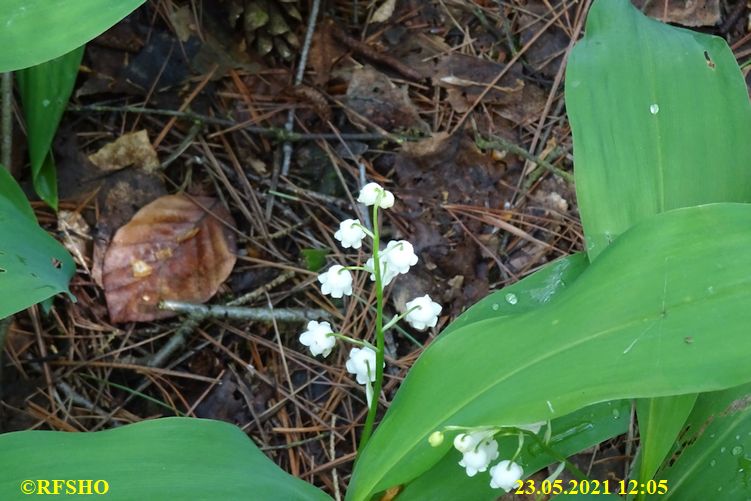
xmin=299 ymin=182 xmax=441 ymax=450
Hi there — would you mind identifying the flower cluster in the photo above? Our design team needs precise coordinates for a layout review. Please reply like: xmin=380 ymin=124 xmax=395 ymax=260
xmin=299 ymin=182 xmax=442 ymax=406
xmin=426 ymin=428 xmax=525 ymax=491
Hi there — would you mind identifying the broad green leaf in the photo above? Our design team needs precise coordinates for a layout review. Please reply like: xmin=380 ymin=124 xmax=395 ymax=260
xmin=0 ymin=417 xmax=331 ymax=500
xmin=17 ymin=46 xmax=84 ymax=209
xmin=649 ymin=383 xmax=751 ymax=500
xmin=442 ymin=252 xmax=589 ymax=336
xmin=566 ymin=0 xmax=751 ymax=260
xmin=0 ymin=0 xmax=144 ymax=72
xmin=0 ymin=164 xmax=35 ymax=220
xmin=566 ymin=0 xmax=751 ymax=487
xmin=0 ymin=166 xmax=74 ymax=316
xmin=348 ymin=203 xmax=751 ymax=500
xmin=396 ymin=253 xmax=592 ymax=499
xmin=632 ymin=394 xmax=696 ymax=498
xmin=398 ymin=400 xmax=631 ymax=500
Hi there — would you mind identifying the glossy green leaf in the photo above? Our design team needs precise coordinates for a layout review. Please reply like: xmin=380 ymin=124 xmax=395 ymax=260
xmin=649 ymin=383 xmax=751 ymax=500
xmin=398 ymin=400 xmax=631 ymax=500
xmin=0 ymin=417 xmax=331 ymax=500
xmin=566 ymin=0 xmax=751 ymax=489
xmin=566 ymin=0 xmax=751 ymax=260
xmin=395 ymin=253 xmax=591 ymax=499
xmin=0 ymin=166 xmax=74 ymax=316
xmin=0 ymin=164 xmax=35 ymax=220
xmin=0 ymin=0 xmax=144 ymax=72
xmin=17 ymin=46 xmax=84 ymax=209
xmin=441 ymin=252 xmax=589 ymax=335
xmin=632 ymin=394 xmax=696 ymax=499
xmin=348 ymin=203 xmax=751 ymax=500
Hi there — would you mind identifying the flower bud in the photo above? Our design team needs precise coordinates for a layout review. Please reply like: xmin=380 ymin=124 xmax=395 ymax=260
xmin=428 ymin=431 xmax=445 ymax=447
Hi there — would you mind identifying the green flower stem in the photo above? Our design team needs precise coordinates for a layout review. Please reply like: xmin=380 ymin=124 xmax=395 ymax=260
xmin=344 ymin=266 xmax=370 ymax=273
xmin=524 ymin=431 xmax=588 ymax=482
xmin=328 ymin=332 xmax=375 ymax=350
xmin=358 ymin=200 xmax=385 ymax=454
xmin=382 ymin=306 xmax=421 ymax=331
xmin=353 ymin=223 xmax=375 ymax=239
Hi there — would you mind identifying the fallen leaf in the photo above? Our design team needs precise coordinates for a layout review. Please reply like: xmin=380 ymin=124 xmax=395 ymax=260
xmin=308 ymin=19 xmax=344 ymax=86
xmin=57 ymin=210 xmax=91 ymax=268
xmin=434 ymin=53 xmax=524 ymax=106
xmin=518 ymin=8 xmax=569 ymax=79
xmin=434 ymin=53 xmax=548 ymax=124
xmin=346 ymin=66 xmax=429 ymax=132
xmin=169 ymin=4 xmax=195 ymax=42
xmin=631 ymin=0 xmax=720 ymax=27
xmin=395 ymin=132 xmax=506 ymax=312
xmin=372 ymin=0 xmax=397 ymax=23
xmin=102 ymin=195 xmax=237 ymax=323
xmin=88 ymin=130 xmax=160 ymax=172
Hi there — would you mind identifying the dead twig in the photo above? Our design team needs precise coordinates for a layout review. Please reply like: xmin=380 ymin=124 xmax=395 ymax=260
xmin=281 ymin=0 xmax=323 ymax=176
xmin=69 ymin=104 xmax=399 ymax=143
xmin=474 ymin=134 xmax=573 ymax=183
xmin=159 ymin=301 xmax=330 ymax=322
xmin=331 ymin=24 xmax=423 ymax=81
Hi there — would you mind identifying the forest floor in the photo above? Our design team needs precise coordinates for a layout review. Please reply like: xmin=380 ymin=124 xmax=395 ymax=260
xmin=1 ymin=0 xmax=748 ymax=498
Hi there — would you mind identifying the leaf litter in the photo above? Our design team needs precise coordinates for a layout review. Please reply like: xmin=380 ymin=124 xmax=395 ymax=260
xmin=10 ymin=0 xmax=746 ymax=496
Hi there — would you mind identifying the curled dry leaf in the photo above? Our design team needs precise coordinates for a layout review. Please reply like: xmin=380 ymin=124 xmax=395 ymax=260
xmin=89 ymin=130 xmax=160 ymax=173
xmin=371 ymin=0 xmax=397 ymax=23
xmin=102 ymin=195 xmax=237 ymax=323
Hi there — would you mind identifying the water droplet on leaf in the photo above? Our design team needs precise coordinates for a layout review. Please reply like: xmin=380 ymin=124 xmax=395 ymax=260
xmin=505 ymin=293 xmax=518 ymax=305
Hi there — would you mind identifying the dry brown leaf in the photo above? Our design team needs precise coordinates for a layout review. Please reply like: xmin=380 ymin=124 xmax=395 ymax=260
xmin=308 ymin=19 xmax=344 ymax=86
xmin=434 ymin=54 xmax=524 ymax=108
xmin=102 ymin=195 xmax=237 ymax=323
xmin=346 ymin=66 xmax=429 ymax=132
xmin=89 ymin=130 xmax=160 ymax=173
xmin=58 ymin=210 xmax=92 ymax=270
xmin=632 ymin=0 xmax=720 ymax=27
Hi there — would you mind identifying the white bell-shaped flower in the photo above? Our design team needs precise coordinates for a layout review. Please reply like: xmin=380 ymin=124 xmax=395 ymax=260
xmin=383 ymin=240 xmax=418 ymax=274
xmin=489 ymin=460 xmax=524 ymax=491
xmin=299 ymin=321 xmax=336 ymax=357
xmin=334 ymin=219 xmax=366 ymax=249
xmin=318 ymin=265 xmax=353 ymax=298
xmin=345 ymin=346 xmax=381 ymax=384
xmin=453 ymin=431 xmax=487 ymax=453
xmin=358 ymin=182 xmax=394 ymax=209
xmin=365 ymin=255 xmax=399 ymax=286
xmin=405 ymin=295 xmax=442 ymax=330
xmin=365 ymin=379 xmax=374 ymax=407
xmin=458 ymin=437 xmax=499 ymax=477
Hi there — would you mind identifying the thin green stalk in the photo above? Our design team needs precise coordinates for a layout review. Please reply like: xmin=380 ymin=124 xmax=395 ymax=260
xmin=328 ymin=332 xmax=374 ymax=350
xmin=358 ymin=202 xmax=385 ymax=453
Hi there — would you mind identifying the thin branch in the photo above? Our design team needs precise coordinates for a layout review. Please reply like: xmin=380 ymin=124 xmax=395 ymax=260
xmin=159 ymin=301 xmax=330 ymax=322
xmin=474 ymin=134 xmax=573 ymax=183
xmin=281 ymin=0 xmax=323 ymax=176
xmin=69 ymin=104 xmax=396 ymax=143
